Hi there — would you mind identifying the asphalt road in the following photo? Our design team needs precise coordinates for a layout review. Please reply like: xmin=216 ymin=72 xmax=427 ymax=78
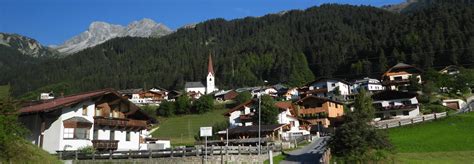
xmin=280 ymin=137 xmax=329 ymax=164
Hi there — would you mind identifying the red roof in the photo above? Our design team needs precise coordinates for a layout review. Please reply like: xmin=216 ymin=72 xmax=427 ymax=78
xmin=19 ymin=89 xmax=114 ymax=114
xmin=274 ymin=101 xmax=293 ymax=110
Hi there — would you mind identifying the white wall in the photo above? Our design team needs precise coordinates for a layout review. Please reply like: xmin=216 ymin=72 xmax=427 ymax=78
xmin=24 ymin=100 xmax=150 ymax=153
xmin=373 ymin=97 xmax=420 ymax=119
xmin=58 ymin=101 xmax=95 ymax=152
xmin=185 ymin=87 xmax=206 ymax=95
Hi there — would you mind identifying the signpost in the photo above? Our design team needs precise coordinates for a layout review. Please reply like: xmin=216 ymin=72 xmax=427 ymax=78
xmin=200 ymin=127 xmax=212 ymax=163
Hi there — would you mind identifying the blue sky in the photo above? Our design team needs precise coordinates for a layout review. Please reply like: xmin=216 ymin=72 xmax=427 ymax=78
xmin=0 ymin=0 xmax=404 ymax=45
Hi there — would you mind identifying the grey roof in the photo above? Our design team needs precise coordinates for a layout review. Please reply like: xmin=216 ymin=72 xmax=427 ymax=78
xmin=63 ymin=116 xmax=93 ymax=124
xmin=118 ymin=88 xmax=143 ymax=95
xmin=392 ymin=63 xmax=412 ymax=68
xmin=185 ymin=82 xmax=205 ymax=88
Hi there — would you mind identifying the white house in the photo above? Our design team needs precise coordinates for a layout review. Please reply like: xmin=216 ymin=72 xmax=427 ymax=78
xmin=382 ymin=63 xmax=422 ymax=91
xmin=371 ymin=91 xmax=420 ymax=120
xmin=118 ymin=88 xmax=168 ymax=106
xmin=18 ymin=89 xmax=158 ymax=153
xmin=304 ymin=78 xmax=351 ymax=101
xmin=274 ymin=102 xmax=311 ymax=140
xmin=351 ymin=77 xmax=384 ymax=94
xmin=224 ymin=100 xmax=310 ymax=140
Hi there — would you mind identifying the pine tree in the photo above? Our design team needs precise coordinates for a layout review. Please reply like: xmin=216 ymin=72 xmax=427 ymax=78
xmin=329 ymin=90 xmax=392 ymax=162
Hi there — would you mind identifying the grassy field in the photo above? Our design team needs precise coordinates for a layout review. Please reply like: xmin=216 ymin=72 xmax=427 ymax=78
xmin=0 ymin=85 xmax=10 ymax=98
xmin=151 ymin=109 xmax=227 ymax=146
xmin=389 ymin=112 xmax=474 ymax=162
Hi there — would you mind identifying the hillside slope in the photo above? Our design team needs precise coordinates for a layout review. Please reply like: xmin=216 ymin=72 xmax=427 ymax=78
xmin=389 ymin=112 xmax=474 ymax=162
xmin=4 ymin=3 xmax=474 ymax=97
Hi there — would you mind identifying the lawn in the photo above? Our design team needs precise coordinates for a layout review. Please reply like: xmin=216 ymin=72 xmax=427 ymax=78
xmin=389 ymin=112 xmax=474 ymax=152
xmin=388 ymin=112 xmax=474 ymax=162
xmin=151 ymin=109 xmax=227 ymax=146
xmin=0 ymin=85 xmax=10 ymax=99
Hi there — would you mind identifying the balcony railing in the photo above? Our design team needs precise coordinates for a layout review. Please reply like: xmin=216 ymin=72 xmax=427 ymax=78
xmin=94 ymin=116 xmax=147 ymax=130
xmin=376 ymin=104 xmax=419 ymax=111
xmin=382 ymin=79 xmax=410 ymax=85
xmin=92 ymin=140 xmax=118 ymax=151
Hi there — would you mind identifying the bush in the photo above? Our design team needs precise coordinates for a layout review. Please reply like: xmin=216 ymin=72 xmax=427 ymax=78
xmin=193 ymin=95 xmax=214 ymax=114
xmin=77 ymin=146 xmax=96 ymax=154
xmin=158 ymin=100 xmax=175 ymax=117
xmin=141 ymin=105 xmax=158 ymax=119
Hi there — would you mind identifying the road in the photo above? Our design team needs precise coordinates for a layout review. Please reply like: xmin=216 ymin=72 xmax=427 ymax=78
xmin=280 ymin=137 xmax=329 ymax=164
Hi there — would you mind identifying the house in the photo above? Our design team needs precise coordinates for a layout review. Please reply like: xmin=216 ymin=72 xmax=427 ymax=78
xmin=274 ymin=101 xmax=311 ymax=140
xmin=118 ymin=88 xmax=168 ymax=106
xmin=184 ymin=54 xmax=218 ymax=95
xmin=371 ymin=90 xmax=420 ymax=120
xmin=302 ymin=78 xmax=351 ymax=101
xmin=223 ymin=100 xmax=310 ymax=140
xmin=381 ymin=63 xmax=422 ymax=91
xmin=18 ymin=89 xmax=157 ymax=153
xmin=442 ymin=99 xmax=467 ymax=110
xmin=214 ymin=90 xmax=238 ymax=101
xmin=251 ymin=87 xmax=278 ymax=98
xmin=167 ymin=90 xmax=182 ymax=101
xmin=351 ymin=77 xmax=384 ymax=94
xmin=278 ymin=87 xmax=299 ymax=101
xmin=293 ymin=96 xmax=344 ymax=127
xmin=439 ymin=65 xmax=460 ymax=75
xmin=40 ymin=92 xmax=55 ymax=100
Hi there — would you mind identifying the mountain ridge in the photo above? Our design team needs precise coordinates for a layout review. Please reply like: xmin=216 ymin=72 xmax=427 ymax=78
xmin=53 ymin=18 xmax=173 ymax=54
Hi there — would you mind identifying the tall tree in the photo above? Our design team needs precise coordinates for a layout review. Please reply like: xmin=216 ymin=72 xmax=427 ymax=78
xmin=329 ymin=90 xmax=392 ymax=161
xmin=259 ymin=95 xmax=279 ymax=125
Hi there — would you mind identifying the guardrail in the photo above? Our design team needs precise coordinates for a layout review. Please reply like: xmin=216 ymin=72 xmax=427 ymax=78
xmin=375 ymin=112 xmax=447 ymax=129
xmin=56 ymin=145 xmax=282 ymax=160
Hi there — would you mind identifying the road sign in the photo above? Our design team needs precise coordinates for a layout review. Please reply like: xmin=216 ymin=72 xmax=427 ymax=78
xmin=200 ymin=127 xmax=212 ymax=137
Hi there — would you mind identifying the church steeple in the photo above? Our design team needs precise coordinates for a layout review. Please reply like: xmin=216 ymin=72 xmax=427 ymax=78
xmin=208 ymin=54 xmax=214 ymax=75
xmin=206 ymin=54 xmax=215 ymax=94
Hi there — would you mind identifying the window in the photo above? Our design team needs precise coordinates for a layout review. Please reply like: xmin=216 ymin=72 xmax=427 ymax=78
xmin=64 ymin=128 xmax=74 ymax=139
xmin=110 ymin=130 xmax=115 ymax=140
xmin=290 ymin=121 xmax=295 ymax=127
xmin=394 ymin=76 xmax=402 ymax=80
xmin=403 ymin=111 xmax=410 ymax=116
xmin=75 ymin=128 xmax=89 ymax=139
xmin=402 ymin=100 xmax=412 ymax=105
xmin=93 ymin=129 xmax=98 ymax=140
xmin=64 ymin=128 xmax=89 ymax=139
xmin=82 ymin=105 xmax=88 ymax=116
xmin=331 ymin=83 xmax=336 ymax=87
xmin=209 ymin=78 xmax=212 ymax=82
xmin=126 ymin=131 xmax=131 ymax=141
xmin=390 ymin=112 xmax=397 ymax=116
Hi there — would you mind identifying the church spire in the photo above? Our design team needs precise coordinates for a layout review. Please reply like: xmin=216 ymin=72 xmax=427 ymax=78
xmin=208 ymin=54 xmax=214 ymax=75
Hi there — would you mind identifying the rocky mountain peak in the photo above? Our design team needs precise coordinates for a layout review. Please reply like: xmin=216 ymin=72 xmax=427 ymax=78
xmin=53 ymin=18 xmax=173 ymax=54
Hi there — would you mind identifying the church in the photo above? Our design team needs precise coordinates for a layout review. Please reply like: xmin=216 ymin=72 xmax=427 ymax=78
xmin=184 ymin=55 xmax=218 ymax=96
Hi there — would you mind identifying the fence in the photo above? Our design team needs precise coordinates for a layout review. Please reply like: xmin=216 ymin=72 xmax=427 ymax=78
xmin=319 ymin=148 xmax=331 ymax=164
xmin=375 ymin=112 xmax=447 ymax=129
xmin=56 ymin=145 xmax=282 ymax=160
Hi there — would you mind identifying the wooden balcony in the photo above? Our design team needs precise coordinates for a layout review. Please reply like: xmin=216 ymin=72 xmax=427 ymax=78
xmin=92 ymin=140 xmax=118 ymax=151
xmin=94 ymin=116 xmax=147 ymax=130
xmin=376 ymin=104 xmax=419 ymax=111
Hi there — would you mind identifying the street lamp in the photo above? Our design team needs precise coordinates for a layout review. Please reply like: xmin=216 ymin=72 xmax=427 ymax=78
xmin=258 ymin=80 xmax=268 ymax=156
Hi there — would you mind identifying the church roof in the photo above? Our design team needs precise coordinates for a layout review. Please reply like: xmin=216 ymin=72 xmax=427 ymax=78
xmin=208 ymin=54 xmax=214 ymax=75
xmin=185 ymin=82 xmax=205 ymax=88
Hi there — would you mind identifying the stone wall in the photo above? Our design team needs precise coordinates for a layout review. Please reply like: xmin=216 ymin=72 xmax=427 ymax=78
xmin=73 ymin=153 xmax=280 ymax=164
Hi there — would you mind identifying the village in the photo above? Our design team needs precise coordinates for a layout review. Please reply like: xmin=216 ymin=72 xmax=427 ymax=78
xmin=14 ymin=54 xmax=474 ymax=163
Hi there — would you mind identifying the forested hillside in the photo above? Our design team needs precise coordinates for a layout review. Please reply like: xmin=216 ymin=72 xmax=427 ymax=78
xmin=3 ymin=3 xmax=474 ymax=97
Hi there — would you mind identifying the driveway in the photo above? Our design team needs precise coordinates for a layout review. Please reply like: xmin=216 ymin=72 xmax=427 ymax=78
xmin=280 ymin=136 xmax=329 ymax=164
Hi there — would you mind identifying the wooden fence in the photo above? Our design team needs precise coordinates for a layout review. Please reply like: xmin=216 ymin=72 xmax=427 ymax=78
xmin=56 ymin=145 xmax=282 ymax=160
xmin=375 ymin=112 xmax=447 ymax=129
